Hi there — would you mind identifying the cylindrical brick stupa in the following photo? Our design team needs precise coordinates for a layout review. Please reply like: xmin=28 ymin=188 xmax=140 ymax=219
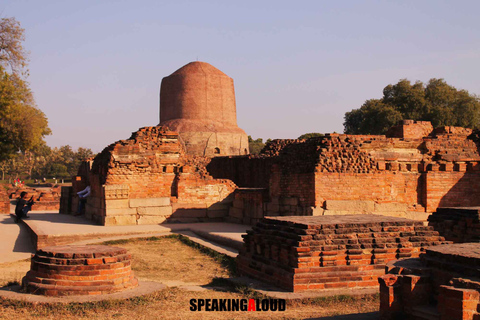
xmin=159 ymin=61 xmax=249 ymax=157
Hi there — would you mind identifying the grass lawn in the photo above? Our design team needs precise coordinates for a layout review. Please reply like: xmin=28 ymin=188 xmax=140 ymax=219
xmin=0 ymin=235 xmax=379 ymax=319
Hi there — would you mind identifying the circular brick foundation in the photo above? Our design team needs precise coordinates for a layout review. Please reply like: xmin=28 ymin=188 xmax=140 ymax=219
xmin=23 ymin=245 xmax=138 ymax=296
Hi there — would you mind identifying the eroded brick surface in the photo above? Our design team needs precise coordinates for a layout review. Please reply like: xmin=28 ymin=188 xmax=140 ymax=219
xmin=380 ymin=243 xmax=480 ymax=320
xmin=237 ymin=215 xmax=449 ymax=292
xmin=23 ymin=245 xmax=138 ymax=296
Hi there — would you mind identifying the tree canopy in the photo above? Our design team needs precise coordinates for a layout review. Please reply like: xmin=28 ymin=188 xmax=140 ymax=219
xmin=344 ymin=78 xmax=480 ymax=135
xmin=298 ymin=132 xmax=324 ymax=140
xmin=0 ymin=17 xmax=50 ymax=161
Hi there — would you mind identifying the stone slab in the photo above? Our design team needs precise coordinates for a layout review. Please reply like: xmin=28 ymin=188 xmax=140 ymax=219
xmin=325 ymin=200 xmax=375 ymax=212
xmin=137 ymin=206 xmax=173 ymax=216
xmin=137 ymin=215 xmax=167 ymax=225
xmin=129 ymin=197 xmax=170 ymax=208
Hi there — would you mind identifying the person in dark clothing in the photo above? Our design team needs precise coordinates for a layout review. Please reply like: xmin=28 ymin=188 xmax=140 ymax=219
xmin=15 ymin=191 xmax=34 ymax=223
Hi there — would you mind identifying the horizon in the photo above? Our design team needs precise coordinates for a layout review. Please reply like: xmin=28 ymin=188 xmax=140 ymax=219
xmin=2 ymin=0 xmax=479 ymax=152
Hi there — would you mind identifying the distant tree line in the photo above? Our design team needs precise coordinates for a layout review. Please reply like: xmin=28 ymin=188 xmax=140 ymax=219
xmin=344 ymin=78 xmax=480 ymax=135
xmin=0 ymin=145 xmax=94 ymax=181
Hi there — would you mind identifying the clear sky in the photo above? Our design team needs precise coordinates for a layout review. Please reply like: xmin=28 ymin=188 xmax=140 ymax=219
xmin=2 ymin=0 xmax=479 ymax=152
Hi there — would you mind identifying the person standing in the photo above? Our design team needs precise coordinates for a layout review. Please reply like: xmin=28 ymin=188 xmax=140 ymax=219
xmin=75 ymin=185 xmax=91 ymax=216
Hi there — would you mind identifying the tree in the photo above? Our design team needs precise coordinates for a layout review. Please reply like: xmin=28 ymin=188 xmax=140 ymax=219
xmin=298 ymin=133 xmax=324 ymax=140
xmin=0 ymin=17 xmax=28 ymax=74
xmin=0 ymin=17 xmax=50 ymax=161
xmin=248 ymin=135 xmax=266 ymax=155
xmin=344 ymin=79 xmax=480 ymax=134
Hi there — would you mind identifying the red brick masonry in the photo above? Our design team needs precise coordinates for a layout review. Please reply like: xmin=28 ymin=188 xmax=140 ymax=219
xmin=237 ymin=215 xmax=449 ymax=292
xmin=23 ymin=245 xmax=138 ymax=296
xmin=379 ymin=243 xmax=480 ymax=320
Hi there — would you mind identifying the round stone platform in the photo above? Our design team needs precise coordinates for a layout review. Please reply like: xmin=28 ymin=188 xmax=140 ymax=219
xmin=23 ymin=245 xmax=138 ymax=296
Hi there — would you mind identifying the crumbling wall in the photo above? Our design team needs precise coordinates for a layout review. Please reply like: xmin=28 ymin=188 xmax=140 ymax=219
xmin=62 ymin=126 xmax=238 ymax=226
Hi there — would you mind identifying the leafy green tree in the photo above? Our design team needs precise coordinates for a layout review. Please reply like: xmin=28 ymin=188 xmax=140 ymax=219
xmin=298 ymin=132 xmax=324 ymax=140
xmin=248 ymin=135 xmax=266 ymax=155
xmin=0 ymin=17 xmax=50 ymax=160
xmin=344 ymin=78 xmax=480 ymax=134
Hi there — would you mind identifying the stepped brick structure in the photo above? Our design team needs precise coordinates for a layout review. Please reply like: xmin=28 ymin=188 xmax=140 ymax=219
xmin=159 ymin=61 xmax=249 ymax=157
xmin=23 ymin=245 xmax=138 ymax=296
xmin=60 ymin=126 xmax=236 ymax=225
xmin=428 ymin=207 xmax=480 ymax=243
xmin=237 ymin=215 xmax=449 ymax=292
xmin=379 ymin=243 xmax=480 ymax=320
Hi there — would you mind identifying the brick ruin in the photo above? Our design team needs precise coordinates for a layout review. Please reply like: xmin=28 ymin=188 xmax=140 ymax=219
xmin=9 ymin=186 xmax=61 ymax=211
xmin=60 ymin=126 xmax=236 ymax=225
xmin=159 ymin=61 xmax=249 ymax=157
xmin=209 ymin=120 xmax=480 ymax=224
xmin=379 ymin=243 xmax=480 ymax=320
xmin=237 ymin=215 xmax=449 ymax=292
xmin=60 ymin=119 xmax=480 ymax=226
xmin=23 ymin=245 xmax=138 ymax=296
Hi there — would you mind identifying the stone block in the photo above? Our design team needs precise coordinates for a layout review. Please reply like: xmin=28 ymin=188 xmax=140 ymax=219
xmin=137 ymin=215 xmax=167 ymax=225
xmin=281 ymin=197 xmax=298 ymax=206
xmin=207 ymin=209 xmax=228 ymax=218
xmin=229 ymin=207 xmax=244 ymax=219
xmin=233 ymin=199 xmax=244 ymax=209
xmin=266 ymin=202 xmax=279 ymax=212
xmin=325 ymin=200 xmax=375 ymax=213
xmin=171 ymin=208 xmax=207 ymax=218
xmin=311 ymin=207 xmax=325 ymax=216
xmin=374 ymin=202 xmax=408 ymax=212
xmin=105 ymin=207 xmax=137 ymax=216
xmin=137 ymin=206 xmax=173 ymax=216
xmin=105 ymin=199 xmax=130 ymax=209
xmin=323 ymin=210 xmax=360 ymax=216
xmin=103 ymin=215 xmax=137 ymax=226
xmin=172 ymin=203 xmax=207 ymax=210
xmin=208 ymin=203 xmax=231 ymax=211
xmin=129 ymin=197 xmax=170 ymax=208
xmin=104 ymin=184 xmax=129 ymax=200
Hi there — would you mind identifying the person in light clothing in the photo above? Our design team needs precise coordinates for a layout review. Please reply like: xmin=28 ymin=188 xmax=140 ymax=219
xmin=75 ymin=186 xmax=91 ymax=216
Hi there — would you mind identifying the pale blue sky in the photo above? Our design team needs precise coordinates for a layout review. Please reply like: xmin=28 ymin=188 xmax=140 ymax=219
xmin=2 ymin=0 xmax=480 ymax=152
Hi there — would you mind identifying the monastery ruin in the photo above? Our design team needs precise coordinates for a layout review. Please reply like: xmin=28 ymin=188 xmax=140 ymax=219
xmin=57 ymin=62 xmax=480 ymax=315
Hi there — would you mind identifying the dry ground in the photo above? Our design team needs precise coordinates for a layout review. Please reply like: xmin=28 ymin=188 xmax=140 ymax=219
xmin=0 ymin=235 xmax=379 ymax=319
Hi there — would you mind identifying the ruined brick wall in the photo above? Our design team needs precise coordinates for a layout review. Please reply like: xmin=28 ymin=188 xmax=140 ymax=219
xmin=207 ymin=156 xmax=275 ymax=189
xmin=380 ymin=244 xmax=480 ymax=320
xmin=61 ymin=126 xmax=238 ymax=225
xmin=386 ymin=120 xmax=434 ymax=139
xmin=238 ymin=215 xmax=448 ymax=292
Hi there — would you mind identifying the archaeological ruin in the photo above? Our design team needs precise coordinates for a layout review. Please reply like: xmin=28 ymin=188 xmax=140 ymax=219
xmin=238 ymin=215 xmax=449 ymax=292
xmin=159 ymin=61 xmax=249 ymax=157
xmin=57 ymin=61 xmax=480 ymax=301
xmin=23 ymin=245 xmax=138 ymax=296
xmin=379 ymin=243 xmax=480 ymax=320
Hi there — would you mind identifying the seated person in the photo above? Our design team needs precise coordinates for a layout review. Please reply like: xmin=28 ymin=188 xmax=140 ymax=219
xmin=15 ymin=192 xmax=34 ymax=223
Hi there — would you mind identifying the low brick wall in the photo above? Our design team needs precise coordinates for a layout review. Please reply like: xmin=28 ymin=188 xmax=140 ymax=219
xmin=379 ymin=243 xmax=480 ymax=320
xmin=23 ymin=245 xmax=138 ymax=296
xmin=428 ymin=207 xmax=480 ymax=243
xmin=237 ymin=215 xmax=448 ymax=292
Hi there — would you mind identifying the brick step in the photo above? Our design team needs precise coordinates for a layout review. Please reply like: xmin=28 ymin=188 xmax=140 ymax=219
xmin=31 ymin=260 xmax=130 ymax=272
xmin=410 ymin=305 xmax=440 ymax=320
xmin=32 ymin=253 xmax=130 ymax=265
xmin=25 ymin=276 xmax=138 ymax=296
xmin=294 ymin=269 xmax=384 ymax=279
xmin=24 ymin=271 xmax=132 ymax=285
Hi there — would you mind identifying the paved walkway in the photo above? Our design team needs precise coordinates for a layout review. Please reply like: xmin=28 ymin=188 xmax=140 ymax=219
xmin=1 ymin=209 xmax=249 ymax=264
xmin=0 ymin=214 xmax=35 ymax=263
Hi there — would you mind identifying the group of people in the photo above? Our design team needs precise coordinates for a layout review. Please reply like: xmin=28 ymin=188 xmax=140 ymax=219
xmin=13 ymin=185 xmax=91 ymax=223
